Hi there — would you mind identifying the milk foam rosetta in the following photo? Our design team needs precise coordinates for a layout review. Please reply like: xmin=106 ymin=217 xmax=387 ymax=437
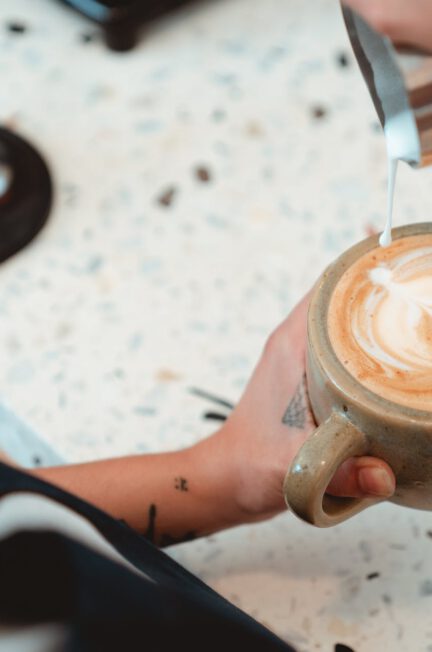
xmin=328 ymin=234 xmax=432 ymax=411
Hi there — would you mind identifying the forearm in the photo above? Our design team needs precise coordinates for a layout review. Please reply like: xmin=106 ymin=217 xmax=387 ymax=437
xmin=31 ymin=431 xmax=249 ymax=546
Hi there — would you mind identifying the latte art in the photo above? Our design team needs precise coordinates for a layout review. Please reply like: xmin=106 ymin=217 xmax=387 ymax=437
xmin=328 ymin=235 xmax=432 ymax=411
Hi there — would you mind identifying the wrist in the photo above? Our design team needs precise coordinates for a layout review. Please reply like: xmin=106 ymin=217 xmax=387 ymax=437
xmin=188 ymin=424 xmax=284 ymax=532
xmin=185 ymin=429 xmax=258 ymax=533
xmin=213 ymin=417 xmax=294 ymax=524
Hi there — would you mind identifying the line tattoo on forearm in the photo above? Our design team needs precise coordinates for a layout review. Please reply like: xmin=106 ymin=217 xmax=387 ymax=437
xmin=282 ymin=374 xmax=312 ymax=430
xmin=144 ymin=503 xmax=157 ymax=544
xmin=143 ymin=503 xmax=197 ymax=547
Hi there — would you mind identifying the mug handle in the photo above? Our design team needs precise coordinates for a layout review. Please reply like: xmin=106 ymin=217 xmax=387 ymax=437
xmin=283 ymin=411 xmax=384 ymax=527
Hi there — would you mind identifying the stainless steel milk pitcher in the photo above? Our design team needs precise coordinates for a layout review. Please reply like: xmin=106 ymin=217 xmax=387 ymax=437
xmin=342 ymin=3 xmax=432 ymax=167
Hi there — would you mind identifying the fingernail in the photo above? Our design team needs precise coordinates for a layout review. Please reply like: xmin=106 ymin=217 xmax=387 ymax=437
xmin=358 ymin=467 xmax=395 ymax=497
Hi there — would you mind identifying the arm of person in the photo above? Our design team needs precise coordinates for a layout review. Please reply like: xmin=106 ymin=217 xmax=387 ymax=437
xmin=31 ymin=294 xmax=395 ymax=547
xmin=344 ymin=0 xmax=432 ymax=53
xmin=30 ymin=436 xmax=248 ymax=547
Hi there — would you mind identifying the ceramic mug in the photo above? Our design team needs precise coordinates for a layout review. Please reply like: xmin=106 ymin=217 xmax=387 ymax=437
xmin=283 ymin=222 xmax=432 ymax=527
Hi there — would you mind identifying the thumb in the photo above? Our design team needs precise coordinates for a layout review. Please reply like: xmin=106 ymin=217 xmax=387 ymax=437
xmin=343 ymin=0 xmax=432 ymax=53
xmin=327 ymin=456 xmax=395 ymax=498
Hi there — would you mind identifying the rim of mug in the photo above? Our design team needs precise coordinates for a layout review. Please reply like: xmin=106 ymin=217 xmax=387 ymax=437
xmin=309 ymin=221 xmax=432 ymax=424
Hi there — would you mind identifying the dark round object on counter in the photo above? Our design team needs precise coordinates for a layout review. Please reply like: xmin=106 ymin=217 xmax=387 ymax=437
xmin=0 ymin=127 xmax=52 ymax=264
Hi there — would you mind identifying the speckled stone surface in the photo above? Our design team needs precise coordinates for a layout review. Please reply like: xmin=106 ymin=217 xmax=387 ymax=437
xmin=1 ymin=1 xmax=432 ymax=650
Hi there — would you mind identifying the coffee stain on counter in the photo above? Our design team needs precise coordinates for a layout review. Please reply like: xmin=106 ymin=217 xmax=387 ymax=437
xmin=251 ymin=209 xmax=274 ymax=222
xmin=328 ymin=616 xmax=359 ymax=639
xmin=245 ymin=121 xmax=265 ymax=138
xmin=155 ymin=368 xmax=182 ymax=382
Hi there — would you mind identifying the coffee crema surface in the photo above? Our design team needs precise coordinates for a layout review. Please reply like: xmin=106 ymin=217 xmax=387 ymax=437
xmin=328 ymin=234 xmax=432 ymax=411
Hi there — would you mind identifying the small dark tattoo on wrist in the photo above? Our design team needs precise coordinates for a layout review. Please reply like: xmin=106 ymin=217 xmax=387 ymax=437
xmin=282 ymin=374 xmax=311 ymax=430
xmin=175 ymin=477 xmax=189 ymax=492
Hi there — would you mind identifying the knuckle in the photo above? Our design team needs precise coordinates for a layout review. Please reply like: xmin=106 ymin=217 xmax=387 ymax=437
xmin=262 ymin=326 xmax=288 ymax=360
xmin=364 ymin=7 xmax=396 ymax=38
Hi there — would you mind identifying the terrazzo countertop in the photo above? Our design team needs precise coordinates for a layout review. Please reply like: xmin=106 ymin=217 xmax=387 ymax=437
xmin=1 ymin=1 xmax=432 ymax=650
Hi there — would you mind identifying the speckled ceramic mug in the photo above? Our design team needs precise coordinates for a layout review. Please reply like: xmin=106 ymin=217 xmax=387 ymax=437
xmin=283 ymin=222 xmax=432 ymax=527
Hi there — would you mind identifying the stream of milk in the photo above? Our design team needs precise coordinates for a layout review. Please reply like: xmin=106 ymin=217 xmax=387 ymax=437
xmin=380 ymin=111 xmax=421 ymax=247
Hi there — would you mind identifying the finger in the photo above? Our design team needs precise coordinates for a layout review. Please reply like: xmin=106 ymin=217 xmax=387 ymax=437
xmin=327 ymin=456 xmax=395 ymax=498
xmin=343 ymin=0 xmax=432 ymax=53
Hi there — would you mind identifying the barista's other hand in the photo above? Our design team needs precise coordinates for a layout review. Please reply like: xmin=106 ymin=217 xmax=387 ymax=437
xmin=218 ymin=293 xmax=396 ymax=523
xmin=344 ymin=0 xmax=432 ymax=53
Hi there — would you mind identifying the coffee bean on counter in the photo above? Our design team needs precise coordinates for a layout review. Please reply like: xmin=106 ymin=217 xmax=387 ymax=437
xmin=157 ymin=186 xmax=177 ymax=208
xmin=195 ymin=166 xmax=211 ymax=183
xmin=311 ymin=105 xmax=327 ymax=120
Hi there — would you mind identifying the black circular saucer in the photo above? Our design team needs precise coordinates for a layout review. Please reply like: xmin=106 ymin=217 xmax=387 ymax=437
xmin=0 ymin=128 xmax=53 ymax=264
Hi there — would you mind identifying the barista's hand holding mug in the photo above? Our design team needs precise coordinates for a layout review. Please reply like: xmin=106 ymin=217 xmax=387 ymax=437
xmin=218 ymin=273 xmax=396 ymax=528
xmin=283 ymin=223 xmax=432 ymax=526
